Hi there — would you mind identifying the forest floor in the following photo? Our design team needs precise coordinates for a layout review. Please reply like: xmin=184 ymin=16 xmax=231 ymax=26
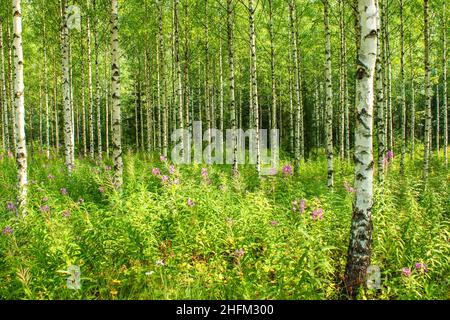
xmin=0 ymin=147 xmax=449 ymax=300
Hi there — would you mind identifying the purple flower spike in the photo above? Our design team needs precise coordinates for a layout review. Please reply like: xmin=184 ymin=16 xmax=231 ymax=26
xmin=415 ymin=262 xmax=428 ymax=273
xmin=201 ymin=168 xmax=208 ymax=178
xmin=299 ymin=199 xmax=306 ymax=214
xmin=40 ymin=205 xmax=50 ymax=213
xmin=160 ymin=155 xmax=167 ymax=162
xmin=169 ymin=165 xmax=176 ymax=175
xmin=386 ymin=150 xmax=394 ymax=160
xmin=270 ymin=220 xmax=279 ymax=226
xmin=2 ymin=226 xmax=13 ymax=235
xmin=152 ymin=167 xmax=161 ymax=176
xmin=6 ymin=202 xmax=17 ymax=212
xmin=60 ymin=188 xmax=68 ymax=196
xmin=312 ymin=208 xmax=324 ymax=221
xmin=161 ymin=175 xmax=169 ymax=183
xmin=187 ymin=198 xmax=195 ymax=208
xmin=99 ymin=187 xmax=105 ymax=194
xmin=402 ymin=267 xmax=412 ymax=277
xmin=48 ymin=174 xmax=55 ymax=180
xmin=282 ymin=165 xmax=293 ymax=177
xmin=62 ymin=209 xmax=71 ymax=218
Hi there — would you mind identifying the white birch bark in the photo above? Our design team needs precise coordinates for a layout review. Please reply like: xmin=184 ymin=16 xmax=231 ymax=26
xmin=61 ymin=0 xmax=74 ymax=172
xmin=344 ymin=0 xmax=378 ymax=298
xmin=111 ymin=0 xmax=123 ymax=189
xmin=13 ymin=0 xmax=28 ymax=213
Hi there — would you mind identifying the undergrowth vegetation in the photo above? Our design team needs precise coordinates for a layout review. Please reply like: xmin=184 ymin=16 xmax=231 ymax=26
xmin=0 ymin=147 xmax=449 ymax=300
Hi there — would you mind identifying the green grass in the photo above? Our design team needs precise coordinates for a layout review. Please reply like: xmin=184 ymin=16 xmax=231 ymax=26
xmin=0 ymin=147 xmax=449 ymax=300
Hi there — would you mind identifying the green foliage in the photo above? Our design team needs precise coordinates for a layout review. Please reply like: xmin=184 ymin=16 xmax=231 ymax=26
xmin=0 ymin=148 xmax=448 ymax=300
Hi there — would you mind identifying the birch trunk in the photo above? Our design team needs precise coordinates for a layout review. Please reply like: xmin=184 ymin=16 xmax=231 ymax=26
xmin=249 ymin=0 xmax=260 ymax=174
xmin=435 ymin=84 xmax=439 ymax=156
xmin=204 ymin=0 xmax=211 ymax=145
xmin=444 ymin=0 xmax=448 ymax=168
xmin=87 ymin=1 xmax=95 ymax=159
xmin=400 ymin=0 xmax=406 ymax=173
xmin=0 ymin=20 xmax=10 ymax=152
xmin=7 ymin=25 xmax=16 ymax=156
xmin=13 ymin=0 xmax=28 ymax=213
xmin=423 ymin=0 xmax=431 ymax=182
xmin=158 ymin=0 xmax=168 ymax=157
xmin=289 ymin=0 xmax=301 ymax=173
xmin=344 ymin=0 xmax=378 ymax=298
xmin=94 ymin=24 xmax=102 ymax=159
xmin=409 ymin=33 xmax=415 ymax=158
xmin=375 ymin=3 xmax=385 ymax=183
xmin=227 ymin=0 xmax=238 ymax=174
xmin=111 ymin=0 xmax=123 ymax=189
xmin=61 ymin=0 xmax=74 ymax=172
xmin=43 ymin=22 xmax=50 ymax=158
xmin=269 ymin=0 xmax=277 ymax=132
xmin=323 ymin=0 xmax=334 ymax=188
xmin=174 ymin=0 xmax=183 ymax=136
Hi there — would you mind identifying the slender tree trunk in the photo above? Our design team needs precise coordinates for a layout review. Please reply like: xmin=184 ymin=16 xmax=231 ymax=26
xmin=61 ymin=0 xmax=74 ymax=172
xmin=423 ymin=0 xmax=431 ymax=182
xmin=43 ymin=22 xmax=50 ymax=159
xmin=249 ymin=0 xmax=260 ymax=174
xmin=339 ymin=0 xmax=345 ymax=159
xmin=204 ymin=0 xmax=211 ymax=145
xmin=344 ymin=0 xmax=378 ymax=299
xmin=7 ymin=25 xmax=16 ymax=156
xmin=87 ymin=2 xmax=95 ymax=159
xmin=105 ymin=49 xmax=110 ymax=158
xmin=323 ymin=0 xmax=334 ymax=188
xmin=219 ymin=28 xmax=224 ymax=152
xmin=0 ymin=20 xmax=10 ymax=152
xmin=436 ymin=84 xmax=439 ymax=156
xmin=409 ymin=32 xmax=415 ymax=158
xmin=400 ymin=0 xmax=406 ymax=173
xmin=94 ymin=15 xmax=102 ymax=159
xmin=227 ymin=0 xmax=238 ymax=174
xmin=375 ymin=2 xmax=385 ymax=183
xmin=174 ymin=0 xmax=183 ymax=138
xmin=158 ymin=0 xmax=168 ymax=157
xmin=156 ymin=32 xmax=162 ymax=152
xmin=443 ymin=0 xmax=448 ymax=168
xmin=269 ymin=0 xmax=277 ymax=134
xmin=13 ymin=0 xmax=28 ymax=214
xmin=290 ymin=0 xmax=301 ymax=173
xmin=385 ymin=0 xmax=393 ymax=153
xmin=183 ymin=0 xmax=190 ymax=131
xmin=111 ymin=0 xmax=123 ymax=189
xmin=53 ymin=64 xmax=59 ymax=152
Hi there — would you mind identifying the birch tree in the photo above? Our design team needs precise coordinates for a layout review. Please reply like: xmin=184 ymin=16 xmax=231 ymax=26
xmin=111 ymin=0 xmax=122 ymax=189
xmin=13 ymin=0 xmax=28 ymax=213
xmin=423 ymin=0 xmax=431 ymax=182
xmin=443 ymin=0 xmax=448 ymax=168
xmin=61 ymin=0 xmax=74 ymax=172
xmin=323 ymin=0 xmax=334 ymax=188
xmin=248 ymin=0 xmax=260 ymax=174
xmin=227 ymin=0 xmax=238 ymax=174
xmin=344 ymin=0 xmax=378 ymax=298
xmin=0 ymin=19 xmax=10 ymax=152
